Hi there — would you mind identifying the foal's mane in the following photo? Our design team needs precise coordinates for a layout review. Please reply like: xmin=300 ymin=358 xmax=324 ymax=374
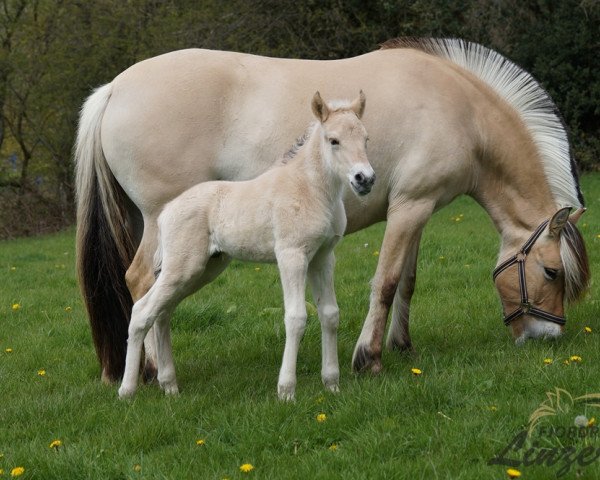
xmin=282 ymin=124 xmax=314 ymax=163
xmin=380 ymin=37 xmax=584 ymax=209
xmin=381 ymin=38 xmax=590 ymax=302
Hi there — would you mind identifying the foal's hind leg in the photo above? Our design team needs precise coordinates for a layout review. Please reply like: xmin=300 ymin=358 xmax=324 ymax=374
xmin=386 ymin=234 xmax=421 ymax=353
xmin=125 ymin=221 xmax=160 ymax=382
xmin=308 ymin=248 xmax=340 ymax=393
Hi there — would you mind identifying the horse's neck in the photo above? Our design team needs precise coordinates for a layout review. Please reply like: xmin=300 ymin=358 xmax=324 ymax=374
xmin=474 ymin=126 xmax=557 ymax=259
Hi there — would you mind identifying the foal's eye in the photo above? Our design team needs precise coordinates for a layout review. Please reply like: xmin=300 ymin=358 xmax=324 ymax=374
xmin=543 ymin=267 xmax=559 ymax=281
xmin=329 ymin=138 xmax=339 ymax=146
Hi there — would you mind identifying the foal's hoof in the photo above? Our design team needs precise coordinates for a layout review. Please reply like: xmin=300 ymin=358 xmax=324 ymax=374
xmin=352 ymin=345 xmax=382 ymax=374
xmin=160 ymin=382 xmax=180 ymax=396
xmin=277 ymin=384 xmax=296 ymax=402
xmin=118 ymin=385 xmax=136 ymax=399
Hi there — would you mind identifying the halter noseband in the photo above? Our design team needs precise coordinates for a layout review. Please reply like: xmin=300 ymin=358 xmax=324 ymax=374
xmin=492 ymin=219 xmax=566 ymax=327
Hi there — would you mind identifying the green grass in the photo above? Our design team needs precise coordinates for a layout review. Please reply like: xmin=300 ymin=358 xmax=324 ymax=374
xmin=1 ymin=174 xmax=600 ymax=479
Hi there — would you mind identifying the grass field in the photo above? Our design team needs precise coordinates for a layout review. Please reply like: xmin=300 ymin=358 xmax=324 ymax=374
xmin=1 ymin=174 xmax=599 ymax=479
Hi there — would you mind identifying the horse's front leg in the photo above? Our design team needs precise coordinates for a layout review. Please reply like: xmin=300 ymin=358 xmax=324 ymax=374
xmin=385 ymin=234 xmax=421 ymax=353
xmin=352 ymin=202 xmax=432 ymax=373
xmin=308 ymin=248 xmax=340 ymax=393
xmin=276 ymin=249 xmax=309 ymax=401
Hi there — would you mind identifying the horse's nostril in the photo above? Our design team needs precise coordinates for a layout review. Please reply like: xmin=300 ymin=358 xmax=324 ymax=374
xmin=354 ymin=172 xmax=365 ymax=183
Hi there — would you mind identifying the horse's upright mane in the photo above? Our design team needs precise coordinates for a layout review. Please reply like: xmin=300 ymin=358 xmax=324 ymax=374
xmin=380 ymin=37 xmax=584 ymax=209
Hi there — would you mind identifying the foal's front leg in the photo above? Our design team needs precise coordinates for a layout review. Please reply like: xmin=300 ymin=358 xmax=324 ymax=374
xmin=276 ymin=248 xmax=309 ymax=401
xmin=308 ymin=248 xmax=340 ymax=393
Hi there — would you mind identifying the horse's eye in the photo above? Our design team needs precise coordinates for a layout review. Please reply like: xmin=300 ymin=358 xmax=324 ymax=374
xmin=543 ymin=267 xmax=559 ymax=281
xmin=329 ymin=138 xmax=339 ymax=146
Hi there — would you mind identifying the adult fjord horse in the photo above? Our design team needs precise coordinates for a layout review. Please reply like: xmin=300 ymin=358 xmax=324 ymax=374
xmin=75 ymin=38 xmax=590 ymax=383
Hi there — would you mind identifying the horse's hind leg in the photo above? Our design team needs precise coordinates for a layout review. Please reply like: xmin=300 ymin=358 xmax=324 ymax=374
xmin=308 ymin=248 xmax=340 ymax=393
xmin=385 ymin=234 xmax=421 ymax=353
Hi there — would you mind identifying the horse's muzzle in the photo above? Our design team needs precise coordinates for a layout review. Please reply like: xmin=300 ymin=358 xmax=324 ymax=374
xmin=351 ymin=171 xmax=376 ymax=196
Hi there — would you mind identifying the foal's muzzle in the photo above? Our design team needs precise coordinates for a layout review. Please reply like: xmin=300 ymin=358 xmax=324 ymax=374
xmin=350 ymin=171 xmax=376 ymax=196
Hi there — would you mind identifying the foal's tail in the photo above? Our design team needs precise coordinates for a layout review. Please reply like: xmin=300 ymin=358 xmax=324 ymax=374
xmin=75 ymin=83 xmax=136 ymax=382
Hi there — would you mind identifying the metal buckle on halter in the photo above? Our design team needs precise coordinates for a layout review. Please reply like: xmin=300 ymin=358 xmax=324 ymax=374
xmin=520 ymin=301 xmax=531 ymax=314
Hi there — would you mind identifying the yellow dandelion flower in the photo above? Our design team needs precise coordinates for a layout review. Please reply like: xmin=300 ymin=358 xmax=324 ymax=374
xmin=570 ymin=355 xmax=582 ymax=363
xmin=488 ymin=405 xmax=498 ymax=412
xmin=38 ymin=370 xmax=46 ymax=376
xmin=563 ymin=359 xmax=570 ymax=365
xmin=10 ymin=467 xmax=25 ymax=477
xmin=64 ymin=306 xmax=72 ymax=313
xmin=588 ymin=417 xmax=597 ymax=427
xmin=5 ymin=348 xmax=13 ymax=353
xmin=11 ymin=303 xmax=21 ymax=311
xmin=10 ymin=266 xmax=16 ymax=271
xmin=411 ymin=368 xmax=422 ymax=376
xmin=133 ymin=464 xmax=141 ymax=472
xmin=597 ymin=234 xmax=600 ymax=239
xmin=543 ymin=358 xmax=553 ymax=365
xmin=507 ymin=468 xmax=521 ymax=478
xmin=239 ymin=463 xmax=254 ymax=473
xmin=585 ymin=326 xmax=592 ymax=334
xmin=328 ymin=443 xmax=338 ymax=451
xmin=0 ymin=469 xmax=4 ymax=475
xmin=439 ymin=256 xmax=445 ymax=260
xmin=316 ymin=413 xmax=327 ymax=423
xmin=196 ymin=439 xmax=205 ymax=446
xmin=373 ymin=250 xmax=379 ymax=256
xmin=254 ymin=267 xmax=261 ymax=272
xmin=49 ymin=439 xmax=61 ymax=449
xmin=315 ymin=395 xmax=325 ymax=404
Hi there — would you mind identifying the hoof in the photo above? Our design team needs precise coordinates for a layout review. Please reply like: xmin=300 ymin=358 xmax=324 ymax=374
xmin=118 ymin=385 xmax=136 ymax=399
xmin=162 ymin=384 xmax=180 ymax=396
xmin=352 ymin=345 xmax=382 ymax=374
xmin=142 ymin=361 xmax=158 ymax=384
xmin=325 ymin=383 xmax=340 ymax=394
xmin=387 ymin=336 xmax=415 ymax=354
xmin=277 ymin=383 xmax=296 ymax=402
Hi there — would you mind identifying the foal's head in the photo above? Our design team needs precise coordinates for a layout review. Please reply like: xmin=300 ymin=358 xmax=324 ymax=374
xmin=494 ymin=208 xmax=590 ymax=344
xmin=311 ymin=91 xmax=375 ymax=196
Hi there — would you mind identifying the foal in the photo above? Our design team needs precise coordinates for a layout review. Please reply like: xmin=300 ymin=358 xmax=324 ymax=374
xmin=118 ymin=91 xmax=375 ymax=401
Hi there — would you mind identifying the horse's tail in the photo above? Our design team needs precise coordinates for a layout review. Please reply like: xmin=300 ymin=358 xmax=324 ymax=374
xmin=75 ymin=83 xmax=135 ymax=382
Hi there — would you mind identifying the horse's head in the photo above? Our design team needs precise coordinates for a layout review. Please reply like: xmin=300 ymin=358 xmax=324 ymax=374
xmin=494 ymin=207 xmax=590 ymax=344
xmin=311 ymin=91 xmax=375 ymax=196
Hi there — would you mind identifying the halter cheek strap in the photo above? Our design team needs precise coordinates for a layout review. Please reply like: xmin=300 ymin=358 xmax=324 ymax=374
xmin=492 ymin=219 xmax=566 ymax=327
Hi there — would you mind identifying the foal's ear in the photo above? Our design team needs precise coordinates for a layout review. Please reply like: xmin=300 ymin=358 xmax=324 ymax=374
xmin=350 ymin=90 xmax=366 ymax=119
xmin=548 ymin=207 xmax=572 ymax=237
xmin=311 ymin=91 xmax=329 ymax=123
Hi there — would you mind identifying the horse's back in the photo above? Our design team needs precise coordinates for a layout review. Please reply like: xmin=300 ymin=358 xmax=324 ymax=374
xmin=101 ymin=47 xmax=488 ymax=222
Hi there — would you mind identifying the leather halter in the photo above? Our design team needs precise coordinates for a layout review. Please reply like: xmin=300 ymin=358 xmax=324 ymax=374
xmin=492 ymin=219 xmax=566 ymax=327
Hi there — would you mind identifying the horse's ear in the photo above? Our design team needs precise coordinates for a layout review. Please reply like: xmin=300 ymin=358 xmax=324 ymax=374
xmin=311 ymin=91 xmax=329 ymax=123
xmin=548 ymin=207 xmax=572 ymax=237
xmin=350 ymin=90 xmax=366 ymax=119
xmin=569 ymin=207 xmax=586 ymax=225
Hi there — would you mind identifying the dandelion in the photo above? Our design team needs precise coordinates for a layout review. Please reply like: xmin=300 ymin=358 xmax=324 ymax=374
xmin=439 ymin=256 xmax=445 ymax=260
xmin=49 ymin=439 xmax=61 ymax=449
xmin=239 ymin=463 xmax=254 ymax=473
xmin=588 ymin=417 xmax=597 ymax=427
xmin=543 ymin=358 xmax=553 ymax=365
xmin=570 ymin=355 xmax=582 ymax=363
xmin=38 ymin=370 xmax=46 ymax=376
xmin=575 ymin=415 xmax=588 ymax=427
xmin=64 ymin=306 xmax=72 ymax=313
xmin=10 ymin=467 xmax=25 ymax=477
xmin=411 ymin=368 xmax=422 ymax=376
xmin=0 ymin=469 xmax=3 ymax=475
xmin=373 ymin=250 xmax=379 ymax=256
xmin=5 ymin=348 xmax=13 ymax=353
xmin=196 ymin=439 xmax=206 ymax=446
xmin=563 ymin=359 xmax=570 ymax=365
xmin=133 ymin=464 xmax=141 ymax=472
xmin=10 ymin=266 xmax=16 ymax=271
xmin=254 ymin=267 xmax=261 ymax=271
xmin=488 ymin=405 xmax=498 ymax=412
xmin=597 ymin=234 xmax=600 ymax=239
xmin=506 ymin=468 xmax=521 ymax=478
xmin=315 ymin=395 xmax=325 ymax=404
xmin=328 ymin=443 xmax=339 ymax=451
xmin=11 ymin=303 xmax=21 ymax=311
xmin=585 ymin=326 xmax=592 ymax=334
xmin=316 ymin=413 xmax=327 ymax=423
